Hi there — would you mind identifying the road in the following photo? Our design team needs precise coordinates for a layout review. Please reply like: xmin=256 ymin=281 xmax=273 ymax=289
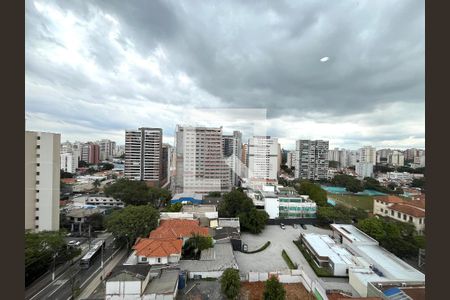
xmin=26 ymin=235 xmax=117 ymax=300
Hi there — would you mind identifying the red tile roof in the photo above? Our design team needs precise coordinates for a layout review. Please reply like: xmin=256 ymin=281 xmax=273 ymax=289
xmin=375 ymin=195 xmax=404 ymax=204
xmin=133 ymin=238 xmax=182 ymax=258
xmin=62 ymin=178 xmax=76 ymax=184
xmin=149 ymin=219 xmax=209 ymax=239
xmin=390 ymin=203 xmax=425 ymax=218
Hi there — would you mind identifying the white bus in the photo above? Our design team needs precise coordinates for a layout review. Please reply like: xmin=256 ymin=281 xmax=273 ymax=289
xmin=79 ymin=239 xmax=105 ymax=269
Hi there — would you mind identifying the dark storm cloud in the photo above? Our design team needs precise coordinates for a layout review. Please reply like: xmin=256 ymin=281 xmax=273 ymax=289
xmin=25 ymin=0 xmax=424 ymax=148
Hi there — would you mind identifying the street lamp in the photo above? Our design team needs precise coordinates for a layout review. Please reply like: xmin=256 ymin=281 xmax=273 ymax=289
xmin=52 ymin=251 xmax=58 ymax=281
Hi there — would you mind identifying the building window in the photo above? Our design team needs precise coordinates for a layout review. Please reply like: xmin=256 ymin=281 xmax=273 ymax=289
xmin=397 ymin=212 xmax=401 ymax=218
xmin=36 ymin=172 xmax=40 ymax=176
xmin=36 ymin=181 xmax=40 ymax=185
xmin=35 ymin=208 xmax=39 ymax=211
xmin=409 ymin=216 xmax=413 ymax=222
xmin=403 ymin=214 xmax=407 ymax=220
xmin=35 ymin=225 xmax=39 ymax=229
xmin=37 ymin=163 xmax=40 ymax=167
xmin=419 ymin=218 xmax=423 ymax=224
xmin=35 ymin=216 xmax=39 ymax=220
xmin=141 ymin=257 xmax=147 ymax=262
xmin=37 ymin=136 xmax=40 ymax=140
xmin=380 ymin=208 xmax=383 ymax=213
xmin=157 ymin=258 xmax=161 ymax=263
xmin=36 ymin=145 xmax=40 ymax=149
xmin=36 ymin=199 xmax=39 ymax=202
xmin=36 ymin=154 xmax=40 ymax=158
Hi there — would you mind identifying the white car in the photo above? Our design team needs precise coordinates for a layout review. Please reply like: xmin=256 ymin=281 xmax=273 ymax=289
xmin=68 ymin=240 xmax=81 ymax=246
xmin=280 ymin=223 xmax=286 ymax=230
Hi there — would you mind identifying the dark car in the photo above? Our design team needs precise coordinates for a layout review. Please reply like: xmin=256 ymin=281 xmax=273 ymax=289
xmin=301 ymin=224 xmax=307 ymax=230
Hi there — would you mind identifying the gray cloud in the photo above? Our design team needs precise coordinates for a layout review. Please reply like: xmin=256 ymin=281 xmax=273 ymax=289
xmin=25 ymin=0 xmax=424 ymax=149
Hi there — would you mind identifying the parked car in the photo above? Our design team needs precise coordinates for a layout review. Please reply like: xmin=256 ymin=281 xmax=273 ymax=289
xmin=68 ymin=240 xmax=81 ymax=247
xmin=301 ymin=224 xmax=307 ymax=230
xmin=280 ymin=223 xmax=286 ymax=230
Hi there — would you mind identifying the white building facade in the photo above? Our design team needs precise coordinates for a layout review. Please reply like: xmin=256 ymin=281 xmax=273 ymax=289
xmin=247 ymin=136 xmax=279 ymax=182
xmin=355 ymin=162 xmax=374 ymax=179
xmin=25 ymin=131 xmax=60 ymax=231
xmin=175 ymin=126 xmax=231 ymax=193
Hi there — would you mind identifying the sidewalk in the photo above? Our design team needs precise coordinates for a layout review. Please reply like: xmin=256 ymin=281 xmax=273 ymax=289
xmin=77 ymin=248 xmax=127 ymax=300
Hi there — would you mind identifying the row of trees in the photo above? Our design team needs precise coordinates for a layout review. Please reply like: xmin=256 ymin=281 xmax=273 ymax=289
xmin=218 ymin=189 xmax=269 ymax=234
xmin=317 ymin=205 xmax=368 ymax=225
xmin=221 ymin=268 xmax=286 ymax=300
xmin=331 ymin=174 xmax=403 ymax=194
xmin=25 ymin=231 xmax=81 ymax=286
xmin=104 ymin=178 xmax=171 ymax=207
xmin=358 ymin=217 xmax=425 ymax=258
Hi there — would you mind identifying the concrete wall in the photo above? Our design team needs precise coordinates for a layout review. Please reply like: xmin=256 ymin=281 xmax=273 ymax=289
xmin=105 ymin=280 xmax=142 ymax=299
xmin=188 ymin=271 xmax=224 ymax=279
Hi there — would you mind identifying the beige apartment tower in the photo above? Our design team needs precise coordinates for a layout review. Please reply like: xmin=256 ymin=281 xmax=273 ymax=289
xmin=25 ymin=131 xmax=60 ymax=231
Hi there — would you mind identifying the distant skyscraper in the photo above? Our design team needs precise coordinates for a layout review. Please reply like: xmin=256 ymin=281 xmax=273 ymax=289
xmin=81 ymin=142 xmax=100 ymax=164
xmin=286 ymin=151 xmax=296 ymax=169
xmin=388 ymin=150 xmax=405 ymax=167
xmin=60 ymin=152 xmax=78 ymax=173
xmin=358 ymin=146 xmax=377 ymax=164
xmin=175 ymin=126 xmax=230 ymax=193
xmin=355 ymin=162 xmax=374 ymax=179
xmin=124 ymin=128 xmax=163 ymax=186
xmin=161 ymin=143 xmax=173 ymax=186
xmin=247 ymin=136 xmax=279 ymax=182
xmin=222 ymin=131 xmax=243 ymax=186
xmin=25 ymin=131 xmax=60 ymax=231
xmin=295 ymin=140 xmax=329 ymax=180
xmin=97 ymin=139 xmax=116 ymax=161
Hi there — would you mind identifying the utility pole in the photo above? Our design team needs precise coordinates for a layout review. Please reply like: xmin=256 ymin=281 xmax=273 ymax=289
xmin=51 ymin=251 xmax=58 ymax=281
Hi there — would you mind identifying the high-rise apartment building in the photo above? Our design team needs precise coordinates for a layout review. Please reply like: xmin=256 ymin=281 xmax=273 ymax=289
xmin=376 ymin=149 xmax=392 ymax=164
xmin=81 ymin=142 xmax=100 ymax=164
xmin=247 ymin=136 xmax=279 ymax=182
xmin=222 ymin=131 xmax=243 ymax=186
xmin=358 ymin=146 xmax=377 ymax=164
xmin=355 ymin=162 xmax=374 ymax=179
xmin=388 ymin=150 xmax=405 ymax=166
xmin=175 ymin=126 xmax=231 ymax=193
xmin=124 ymin=128 xmax=163 ymax=186
xmin=286 ymin=151 xmax=296 ymax=169
xmin=295 ymin=140 xmax=329 ymax=180
xmin=60 ymin=152 xmax=79 ymax=173
xmin=25 ymin=131 xmax=60 ymax=231
xmin=97 ymin=139 xmax=116 ymax=161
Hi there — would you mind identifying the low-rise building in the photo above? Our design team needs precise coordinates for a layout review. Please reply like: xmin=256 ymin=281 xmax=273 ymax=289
xmin=127 ymin=238 xmax=182 ymax=265
xmin=373 ymin=196 xmax=425 ymax=233
xmin=65 ymin=207 xmax=103 ymax=233
xmin=179 ymin=241 xmax=239 ymax=279
xmin=301 ymin=233 xmax=356 ymax=276
xmin=72 ymin=195 xmax=124 ymax=208
xmin=330 ymin=224 xmax=425 ymax=297
xmin=105 ymin=265 xmax=179 ymax=300
xmin=247 ymin=186 xmax=316 ymax=219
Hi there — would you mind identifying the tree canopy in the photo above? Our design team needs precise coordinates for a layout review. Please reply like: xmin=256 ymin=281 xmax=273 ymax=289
xmin=25 ymin=231 xmax=81 ymax=286
xmin=357 ymin=217 xmax=423 ymax=258
xmin=220 ymin=268 xmax=240 ymax=300
xmin=219 ymin=189 xmax=268 ymax=233
xmin=105 ymin=205 xmax=159 ymax=247
xmin=263 ymin=276 xmax=286 ymax=300
xmin=294 ymin=180 xmax=327 ymax=206
xmin=103 ymin=178 xmax=172 ymax=207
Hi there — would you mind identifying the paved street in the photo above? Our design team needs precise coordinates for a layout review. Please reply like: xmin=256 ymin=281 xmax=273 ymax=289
xmin=26 ymin=235 xmax=116 ymax=300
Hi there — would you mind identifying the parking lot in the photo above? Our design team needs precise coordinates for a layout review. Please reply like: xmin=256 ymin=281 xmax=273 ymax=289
xmin=234 ymin=224 xmax=332 ymax=274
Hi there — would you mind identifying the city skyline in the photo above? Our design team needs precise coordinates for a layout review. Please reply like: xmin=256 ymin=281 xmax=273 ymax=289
xmin=26 ymin=0 xmax=424 ymax=150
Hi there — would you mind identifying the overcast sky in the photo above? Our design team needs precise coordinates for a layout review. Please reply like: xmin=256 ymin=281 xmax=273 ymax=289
xmin=25 ymin=0 xmax=424 ymax=150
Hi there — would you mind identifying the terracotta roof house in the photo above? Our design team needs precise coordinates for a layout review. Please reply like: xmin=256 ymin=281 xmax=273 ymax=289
xmin=373 ymin=196 xmax=425 ymax=234
xmin=149 ymin=219 xmax=210 ymax=242
xmin=127 ymin=238 xmax=183 ymax=265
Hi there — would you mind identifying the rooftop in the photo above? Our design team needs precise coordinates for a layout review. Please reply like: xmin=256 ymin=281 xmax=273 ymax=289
xmin=133 ymin=238 xmax=182 ymax=258
xmin=390 ymin=203 xmax=425 ymax=218
xmin=107 ymin=264 xmax=152 ymax=282
xmin=302 ymin=234 xmax=355 ymax=266
xmin=331 ymin=224 xmax=378 ymax=245
xmin=181 ymin=204 xmax=217 ymax=213
xmin=66 ymin=207 xmax=102 ymax=218
xmin=149 ymin=219 xmax=209 ymax=239
xmin=144 ymin=268 xmax=179 ymax=295
xmin=179 ymin=241 xmax=238 ymax=272
xmin=171 ymin=193 xmax=203 ymax=200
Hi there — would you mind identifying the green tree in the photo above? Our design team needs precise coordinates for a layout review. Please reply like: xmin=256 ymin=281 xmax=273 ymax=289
xmin=93 ymin=179 xmax=101 ymax=189
xmin=294 ymin=181 xmax=327 ymax=206
xmin=104 ymin=178 xmax=154 ymax=206
xmin=263 ymin=276 xmax=286 ymax=300
xmin=239 ymin=209 xmax=269 ymax=234
xmin=220 ymin=268 xmax=240 ymax=300
xmin=357 ymin=217 xmax=385 ymax=241
xmin=163 ymin=202 xmax=183 ymax=212
xmin=78 ymin=160 xmax=89 ymax=168
xmin=60 ymin=170 xmax=74 ymax=178
xmin=148 ymin=187 xmax=172 ymax=207
xmin=105 ymin=205 xmax=159 ymax=247
xmin=218 ymin=189 xmax=254 ymax=218
xmin=99 ymin=162 xmax=114 ymax=171
xmin=411 ymin=178 xmax=425 ymax=189
xmin=85 ymin=213 xmax=104 ymax=231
